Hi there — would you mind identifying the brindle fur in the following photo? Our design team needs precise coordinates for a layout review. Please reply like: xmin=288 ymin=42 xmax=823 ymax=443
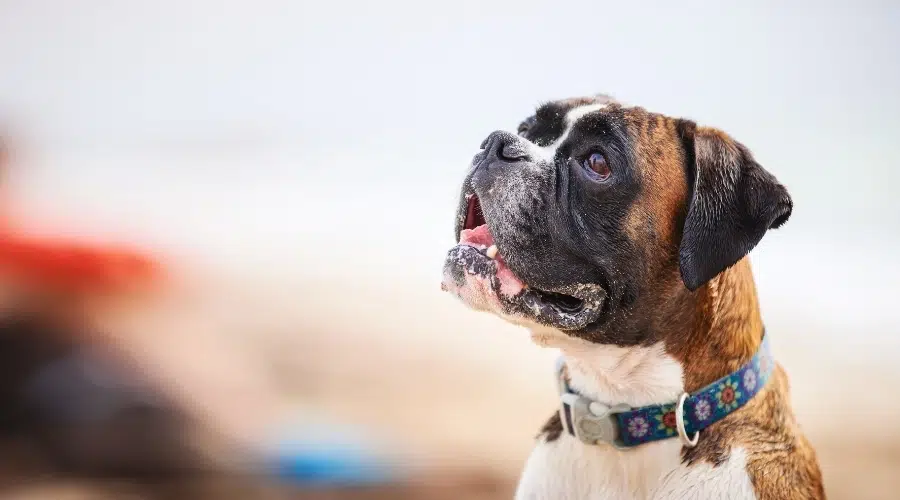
xmin=468 ymin=96 xmax=822 ymax=498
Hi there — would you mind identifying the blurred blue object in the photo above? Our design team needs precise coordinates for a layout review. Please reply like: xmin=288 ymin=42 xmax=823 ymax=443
xmin=265 ymin=422 xmax=398 ymax=486
xmin=271 ymin=447 xmax=392 ymax=485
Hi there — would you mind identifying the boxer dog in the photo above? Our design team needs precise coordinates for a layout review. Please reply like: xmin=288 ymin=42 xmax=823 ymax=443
xmin=441 ymin=95 xmax=824 ymax=499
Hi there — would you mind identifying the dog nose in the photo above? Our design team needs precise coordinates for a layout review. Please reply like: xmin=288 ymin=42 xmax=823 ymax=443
xmin=480 ymin=130 xmax=529 ymax=164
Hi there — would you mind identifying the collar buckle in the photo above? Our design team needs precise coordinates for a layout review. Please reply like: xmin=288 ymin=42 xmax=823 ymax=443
xmin=559 ymin=393 xmax=632 ymax=449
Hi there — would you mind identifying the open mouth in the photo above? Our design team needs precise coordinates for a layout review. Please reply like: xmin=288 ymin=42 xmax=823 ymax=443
xmin=455 ymin=194 xmax=586 ymax=314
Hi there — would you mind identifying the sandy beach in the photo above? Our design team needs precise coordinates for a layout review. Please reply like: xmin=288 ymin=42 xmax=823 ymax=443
xmin=36 ymin=255 xmax=891 ymax=500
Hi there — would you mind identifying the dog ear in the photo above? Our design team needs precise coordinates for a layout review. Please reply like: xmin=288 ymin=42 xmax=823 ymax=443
xmin=676 ymin=121 xmax=792 ymax=291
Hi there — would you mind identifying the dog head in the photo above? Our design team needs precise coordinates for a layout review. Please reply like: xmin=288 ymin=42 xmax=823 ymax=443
xmin=441 ymin=95 xmax=791 ymax=345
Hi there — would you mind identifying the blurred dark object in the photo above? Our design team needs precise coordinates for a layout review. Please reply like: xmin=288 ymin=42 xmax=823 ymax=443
xmin=0 ymin=313 xmax=208 ymax=479
xmin=0 ymin=285 xmax=514 ymax=499
xmin=0 ymin=312 xmax=518 ymax=499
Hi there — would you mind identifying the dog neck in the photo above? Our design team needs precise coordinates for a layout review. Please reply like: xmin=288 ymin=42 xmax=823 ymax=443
xmin=531 ymin=257 xmax=764 ymax=407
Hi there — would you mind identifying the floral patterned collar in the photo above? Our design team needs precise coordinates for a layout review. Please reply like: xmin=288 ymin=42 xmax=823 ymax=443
xmin=556 ymin=334 xmax=773 ymax=449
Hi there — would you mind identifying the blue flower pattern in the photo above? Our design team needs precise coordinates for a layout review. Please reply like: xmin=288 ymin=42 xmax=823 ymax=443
xmin=616 ymin=336 xmax=773 ymax=447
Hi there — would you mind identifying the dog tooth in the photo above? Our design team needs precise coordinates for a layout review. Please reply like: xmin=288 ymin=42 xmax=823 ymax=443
xmin=486 ymin=245 xmax=499 ymax=259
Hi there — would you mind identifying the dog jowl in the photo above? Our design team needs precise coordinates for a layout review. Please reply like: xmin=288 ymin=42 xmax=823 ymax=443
xmin=441 ymin=95 xmax=792 ymax=346
xmin=438 ymin=95 xmax=826 ymax=499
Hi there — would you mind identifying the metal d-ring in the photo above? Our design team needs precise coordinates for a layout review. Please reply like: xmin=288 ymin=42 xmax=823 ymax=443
xmin=676 ymin=393 xmax=700 ymax=448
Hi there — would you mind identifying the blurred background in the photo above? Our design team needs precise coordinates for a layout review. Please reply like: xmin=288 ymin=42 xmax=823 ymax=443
xmin=0 ymin=1 xmax=898 ymax=498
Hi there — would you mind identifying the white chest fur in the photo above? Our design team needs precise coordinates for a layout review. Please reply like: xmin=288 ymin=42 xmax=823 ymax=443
xmin=516 ymin=436 xmax=755 ymax=500
xmin=516 ymin=435 xmax=680 ymax=499
xmin=519 ymin=331 xmax=757 ymax=499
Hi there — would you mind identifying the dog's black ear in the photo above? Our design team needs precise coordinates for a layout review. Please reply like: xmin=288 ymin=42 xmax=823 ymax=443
xmin=676 ymin=121 xmax=792 ymax=291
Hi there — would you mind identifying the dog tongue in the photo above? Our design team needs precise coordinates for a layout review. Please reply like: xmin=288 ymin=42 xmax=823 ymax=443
xmin=459 ymin=225 xmax=493 ymax=247
xmin=458 ymin=225 xmax=525 ymax=296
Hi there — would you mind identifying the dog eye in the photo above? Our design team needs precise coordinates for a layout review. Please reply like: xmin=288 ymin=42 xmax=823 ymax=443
xmin=582 ymin=152 xmax=611 ymax=181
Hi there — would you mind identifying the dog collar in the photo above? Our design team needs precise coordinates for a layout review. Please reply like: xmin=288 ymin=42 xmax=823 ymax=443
xmin=556 ymin=334 xmax=773 ymax=449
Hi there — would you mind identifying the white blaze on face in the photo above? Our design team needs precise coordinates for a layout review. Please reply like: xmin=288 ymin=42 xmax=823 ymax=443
xmin=523 ymin=102 xmax=611 ymax=163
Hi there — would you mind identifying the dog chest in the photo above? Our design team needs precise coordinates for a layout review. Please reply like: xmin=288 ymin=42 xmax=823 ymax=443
xmin=515 ymin=436 xmax=756 ymax=500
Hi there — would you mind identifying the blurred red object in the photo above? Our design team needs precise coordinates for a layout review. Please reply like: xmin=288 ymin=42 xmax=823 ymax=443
xmin=0 ymin=234 xmax=164 ymax=293
xmin=0 ymin=137 xmax=164 ymax=294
